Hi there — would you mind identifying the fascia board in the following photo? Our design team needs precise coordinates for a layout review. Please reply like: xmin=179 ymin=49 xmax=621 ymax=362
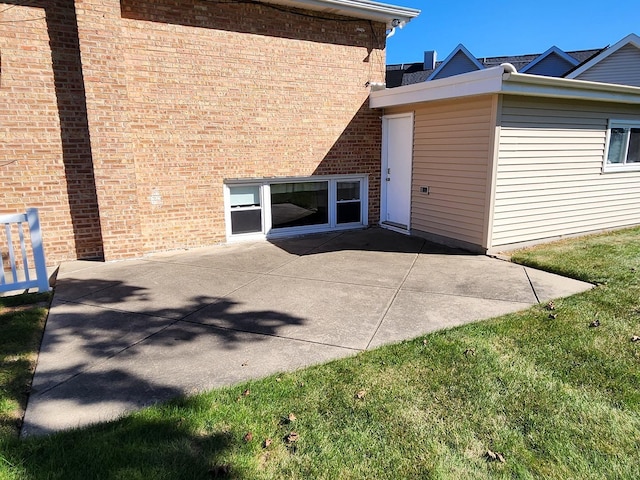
xmin=263 ymin=0 xmax=421 ymax=25
xmin=502 ymin=72 xmax=640 ymax=104
xmin=567 ymin=33 xmax=640 ymax=79
xmin=370 ymin=67 xmax=505 ymax=108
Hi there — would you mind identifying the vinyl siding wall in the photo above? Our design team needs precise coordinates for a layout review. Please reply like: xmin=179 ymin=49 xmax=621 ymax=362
xmin=574 ymin=44 xmax=640 ymax=87
xmin=386 ymin=95 xmax=496 ymax=248
xmin=492 ymin=96 xmax=640 ymax=247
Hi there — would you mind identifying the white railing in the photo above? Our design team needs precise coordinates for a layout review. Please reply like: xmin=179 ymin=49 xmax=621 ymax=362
xmin=1 ymin=208 xmax=51 ymax=294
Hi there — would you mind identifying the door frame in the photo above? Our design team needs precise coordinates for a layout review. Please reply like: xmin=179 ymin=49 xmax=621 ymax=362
xmin=380 ymin=112 xmax=414 ymax=233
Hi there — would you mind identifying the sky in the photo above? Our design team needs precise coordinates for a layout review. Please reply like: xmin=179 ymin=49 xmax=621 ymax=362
xmin=386 ymin=0 xmax=640 ymax=65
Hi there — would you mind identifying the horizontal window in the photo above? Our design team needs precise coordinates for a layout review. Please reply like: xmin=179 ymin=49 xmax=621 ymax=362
xmin=604 ymin=120 xmax=640 ymax=172
xmin=225 ymin=175 xmax=367 ymax=239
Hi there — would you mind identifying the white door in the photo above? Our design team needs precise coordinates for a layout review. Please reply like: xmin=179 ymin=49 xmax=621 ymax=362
xmin=381 ymin=113 xmax=413 ymax=230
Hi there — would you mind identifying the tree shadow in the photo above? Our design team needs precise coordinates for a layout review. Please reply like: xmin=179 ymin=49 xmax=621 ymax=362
xmin=22 ymin=274 xmax=307 ymax=437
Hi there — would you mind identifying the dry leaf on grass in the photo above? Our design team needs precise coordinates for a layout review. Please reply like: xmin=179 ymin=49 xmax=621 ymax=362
xmin=288 ymin=412 xmax=297 ymax=422
xmin=243 ymin=432 xmax=253 ymax=442
xmin=589 ymin=319 xmax=600 ymax=328
xmin=549 ymin=313 xmax=557 ymax=319
xmin=354 ymin=390 xmax=366 ymax=399
xmin=263 ymin=438 xmax=273 ymax=448
xmin=242 ymin=389 xmax=250 ymax=396
xmin=286 ymin=432 xmax=299 ymax=443
xmin=546 ymin=301 xmax=556 ymax=310
xmin=464 ymin=348 xmax=475 ymax=356
xmin=631 ymin=335 xmax=640 ymax=342
xmin=485 ymin=449 xmax=506 ymax=463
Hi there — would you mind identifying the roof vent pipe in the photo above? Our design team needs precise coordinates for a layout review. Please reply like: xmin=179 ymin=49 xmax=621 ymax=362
xmin=424 ymin=50 xmax=437 ymax=70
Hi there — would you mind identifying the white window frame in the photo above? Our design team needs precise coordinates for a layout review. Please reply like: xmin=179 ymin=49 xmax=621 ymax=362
xmin=224 ymin=175 xmax=368 ymax=241
xmin=603 ymin=119 xmax=640 ymax=173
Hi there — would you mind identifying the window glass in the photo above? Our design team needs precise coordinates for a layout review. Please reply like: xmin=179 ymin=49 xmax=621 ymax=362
xmin=627 ymin=128 xmax=640 ymax=163
xmin=337 ymin=181 xmax=360 ymax=201
xmin=606 ymin=128 xmax=625 ymax=164
xmin=271 ymin=182 xmax=328 ymax=228
xmin=230 ymin=186 xmax=260 ymax=207
xmin=231 ymin=210 xmax=261 ymax=234
xmin=337 ymin=203 xmax=361 ymax=224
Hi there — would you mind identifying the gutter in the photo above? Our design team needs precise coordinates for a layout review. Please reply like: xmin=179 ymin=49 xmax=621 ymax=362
xmin=263 ymin=0 xmax=420 ymax=27
xmin=370 ymin=64 xmax=640 ymax=108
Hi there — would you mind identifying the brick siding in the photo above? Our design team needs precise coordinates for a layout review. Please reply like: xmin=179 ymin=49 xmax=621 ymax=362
xmin=2 ymin=0 xmax=385 ymax=263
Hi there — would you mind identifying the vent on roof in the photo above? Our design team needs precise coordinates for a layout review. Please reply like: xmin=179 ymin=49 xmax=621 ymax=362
xmin=424 ymin=50 xmax=437 ymax=70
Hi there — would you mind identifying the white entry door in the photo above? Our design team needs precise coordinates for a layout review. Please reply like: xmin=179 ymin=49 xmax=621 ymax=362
xmin=381 ymin=113 xmax=413 ymax=230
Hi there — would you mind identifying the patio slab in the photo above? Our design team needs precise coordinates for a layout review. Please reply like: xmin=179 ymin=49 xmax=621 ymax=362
xmin=21 ymin=228 xmax=593 ymax=437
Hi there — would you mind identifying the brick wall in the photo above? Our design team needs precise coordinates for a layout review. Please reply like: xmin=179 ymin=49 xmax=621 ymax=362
xmin=3 ymin=0 xmax=385 ymax=263
xmin=1 ymin=1 xmax=103 ymax=264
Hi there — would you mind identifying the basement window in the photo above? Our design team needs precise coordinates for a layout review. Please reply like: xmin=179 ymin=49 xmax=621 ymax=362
xmin=225 ymin=175 xmax=368 ymax=240
xmin=604 ymin=120 xmax=640 ymax=172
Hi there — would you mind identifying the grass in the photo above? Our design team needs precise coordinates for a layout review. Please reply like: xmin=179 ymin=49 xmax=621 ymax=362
xmin=1 ymin=228 xmax=640 ymax=479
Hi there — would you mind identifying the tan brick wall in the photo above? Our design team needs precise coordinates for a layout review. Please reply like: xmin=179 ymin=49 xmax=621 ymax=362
xmin=1 ymin=1 xmax=103 ymax=264
xmin=3 ymin=0 xmax=385 ymax=263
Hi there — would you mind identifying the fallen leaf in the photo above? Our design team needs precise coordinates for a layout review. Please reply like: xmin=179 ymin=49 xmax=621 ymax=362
xmin=589 ymin=319 xmax=600 ymax=328
xmin=288 ymin=412 xmax=297 ymax=422
xmin=243 ymin=432 xmax=253 ymax=442
xmin=242 ymin=389 xmax=250 ymax=396
xmin=263 ymin=438 xmax=272 ymax=448
xmin=276 ymin=377 xmax=281 ymax=382
xmin=355 ymin=389 xmax=366 ymax=399
xmin=286 ymin=431 xmax=299 ymax=443
xmin=422 ymin=339 xmax=428 ymax=345
xmin=486 ymin=450 xmax=497 ymax=461
xmin=631 ymin=335 xmax=640 ymax=342
xmin=496 ymin=452 xmax=506 ymax=463
xmin=464 ymin=348 xmax=475 ymax=356
xmin=546 ymin=301 xmax=556 ymax=310
xmin=548 ymin=313 xmax=557 ymax=319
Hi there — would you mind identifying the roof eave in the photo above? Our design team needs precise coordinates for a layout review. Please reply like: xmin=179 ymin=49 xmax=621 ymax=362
xmin=370 ymin=66 xmax=640 ymax=108
xmin=262 ymin=0 xmax=420 ymax=26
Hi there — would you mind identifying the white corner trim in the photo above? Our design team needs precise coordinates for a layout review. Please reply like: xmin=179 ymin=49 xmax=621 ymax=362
xmin=520 ymin=45 xmax=579 ymax=73
xmin=566 ymin=33 xmax=640 ymax=79
xmin=370 ymin=66 xmax=505 ymax=108
xmin=263 ymin=0 xmax=420 ymax=26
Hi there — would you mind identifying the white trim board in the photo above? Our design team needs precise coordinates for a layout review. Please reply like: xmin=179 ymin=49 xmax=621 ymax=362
xmin=370 ymin=65 xmax=640 ymax=108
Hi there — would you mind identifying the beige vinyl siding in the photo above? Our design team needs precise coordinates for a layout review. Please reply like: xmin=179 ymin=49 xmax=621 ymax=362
xmin=388 ymin=95 xmax=496 ymax=247
xmin=493 ymin=96 xmax=640 ymax=247
xmin=574 ymin=44 xmax=640 ymax=87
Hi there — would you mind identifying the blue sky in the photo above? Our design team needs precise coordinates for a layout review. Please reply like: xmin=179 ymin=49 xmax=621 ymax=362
xmin=386 ymin=0 xmax=640 ymax=65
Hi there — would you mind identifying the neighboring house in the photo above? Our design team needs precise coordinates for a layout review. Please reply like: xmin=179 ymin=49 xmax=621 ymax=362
xmin=0 ymin=0 xmax=419 ymax=264
xmin=371 ymin=33 xmax=640 ymax=253
xmin=387 ymin=45 xmax=604 ymax=87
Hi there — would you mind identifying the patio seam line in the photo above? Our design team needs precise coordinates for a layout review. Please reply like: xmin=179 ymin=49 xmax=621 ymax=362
xmin=177 ymin=317 xmax=364 ymax=352
xmin=33 ymin=318 xmax=182 ymax=397
xmin=365 ymin=239 xmax=426 ymax=350
xmin=48 ymin=299 xmax=186 ymax=321
xmin=523 ymin=266 xmax=541 ymax=303
xmin=259 ymin=271 xmax=402 ymax=290
xmin=396 ymin=287 xmax=537 ymax=305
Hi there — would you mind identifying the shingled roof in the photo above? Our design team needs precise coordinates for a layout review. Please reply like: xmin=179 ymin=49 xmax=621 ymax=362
xmin=387 ymin=47 xmax=605 ymax=87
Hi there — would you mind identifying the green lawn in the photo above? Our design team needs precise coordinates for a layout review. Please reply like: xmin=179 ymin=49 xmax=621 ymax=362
xmin=1 ymin=228 xmax=640 ymax=479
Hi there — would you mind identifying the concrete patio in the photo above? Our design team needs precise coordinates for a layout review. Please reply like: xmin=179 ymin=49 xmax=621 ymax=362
xmin=22 ymin=228 xmax=592 ymax=436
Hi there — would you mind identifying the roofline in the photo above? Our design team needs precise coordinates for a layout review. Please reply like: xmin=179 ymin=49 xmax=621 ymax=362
xmin=370 ymin=64 xmax=640 ymax=108
xmin=566 ymin=33 xmax=640 ymax=79
xmin=519 ymin=45 xmax=579 ymax=73
xmin=263 ymin=0 xmax=420 ymax=26
xmin=426 ymin=43 xmax=484 ymax=81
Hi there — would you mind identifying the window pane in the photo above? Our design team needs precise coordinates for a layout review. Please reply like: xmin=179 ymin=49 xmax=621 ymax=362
xmin=231 ymin=209 xmax=262 ymax=234
xmin=337 ymin=202 xmax=361 ymax=224
xmin=271 ymin=182 xmax=328 ymax=228
xmin=337 ymin=181 xmax=360 ymax=201
xmin=627 ymin=128 xmax=640 ymax=163
xmin=230 ymin=186 xmax=260 ymax=207
xmin=606 ymin=128 xmax=626 ymax=164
